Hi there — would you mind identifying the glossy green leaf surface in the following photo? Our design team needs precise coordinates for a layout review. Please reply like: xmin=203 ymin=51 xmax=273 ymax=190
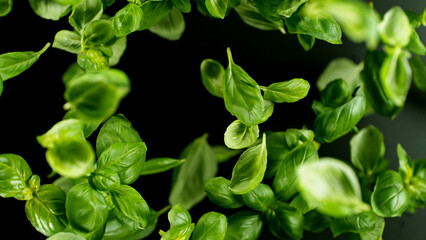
xmin=47 ymin=232 xmax=86 ymax=240
xmin=397 ymin=144 xmax=414 ymax=186
xmin=317 ymin=57 xmax=363 ymax=92
xmin=69 ymin=0 xmax=103 ymax=33
xmin=330 ymin=211 xmax=377 ymax=237
xmin=262 ymin=78 xmax=310 ymax=103
xmin=205 ymin=0 xmax=228 ymax=19
xmin=266 ymin=201 xmax=304 ymax=240
xmin=84 ymin=19 xmax=114 ymax=45
xmin=149 ymin=8 xmax=185 ymax=41
xmin=0 ymin=154 xmax=32 ymax=199
xmin=242 ymin=183 xmax=275 ymax=212
xmin=319 ymin=79 xmax=351 ymax=108
xmin=224 ymin=120 xmax=259 ymax=149
xmin=0 ymin=0 xmax=12 ymax=16
xmin=172 ymin=0 xmax=191 ymax=13
xmin=192 ymin=212 xmax=227 ymax=240
xmin=139 ymin=0 xmax=172 ymax=30
xmin=277 ymin=0 xmax=306 ymax=18
xmin=29 ymin=0 xmax=70 ymax=20
xmin=378 ymin=6 xmax=412 ymax=47
xmin=224 ymin=211 xmax=263 ymax=240
xmin=89 ymin=167 xmax=120 ymax=191
xmin=160 ymin=204 xmax=194 ymax=240
xmin=201 ymin=59 xmax=225 ymax=98
xmin=112 ymin=3 xmax=144 ymax=37
xmin=204 ymin=177 xmax=245 ymax=209
xmin=141 ymin=158 xmax=185 ymax=175
xmin=53 ymin=30 xmax=81 ymax=54
xmin=212 ymin=145 xmax=241 ymax=163
xmin=297 ymin=34 xmax=315 ymax=51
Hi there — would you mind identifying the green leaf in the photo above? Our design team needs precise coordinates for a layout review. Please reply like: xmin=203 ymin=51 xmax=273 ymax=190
xmin=212 ymin=145 xmax=241 ymax=163
xmin=62 ymin=62 xmax=85 ymax=85
xmin=84 ymin=19 xmax=114 ymax=46
xmin=297 ymin=158 xmax=370 ymax=218
xmin=47 ymin=232 xmax=86 ymax=240
xmin=410 ymin=159 xmax=426 ymax=207
xmin=224 ymin=120 xmax=259 ymax=149
xmin=225 ymin=211 xmax=263 ymax=240
xmin=277 ymin=0 xmax=306 ymax=18
xmin=97 ymin=142 xmax=147 ymax=185
xmin=319 ymin=79 xmax=351 ymax=108
xmin=112 ymin=3 xmax=144 ymax=37
xmin=200 ymin=59 xmax=225 ymax=98
xmin=192 ymin=212 xmax=227 ymax=240
xmin=330 ymin=211 xmax=377 ymax=237
xmin=66 ymin=183 xmax=109 ymax=238
xmin=350 ymin=125 xmax=386 ymax=177
xmin=53 ymin=30 xmax=81 ymax=54
xmin=273 ymin=141 xmax=318 ymax=201
xmin=0 ymin=0 xmax=12 ymax=17
xmin=265 ymin=131 xmax=290 ymax=178
xmin=378 ymin=6 xmax=412 ymax=47
xmin=109 ymin=36 xmax=127 ymax=66
xmin=410 ymin=56 xmax=426 ymax=91
xmin=252 ymin=0 xmax=284 ymax=22
xmin=397 ymin=144 xmax=414 ymax=186
xmin=205 ymin=0 xmax=228 ymax=19
xmin=289 ymin=194 xmax=314 ymax=214
xmin=303 ymin=210 xmax=332 ymax=233
xmin=139 ymin=0 xmax=172 ymax=30
xmin=234 ymin=0 xmax=284 ymax=32
xmin=266 ymin=201 xmax=304 ymax=240
xmin=77 ymin=48 xmax=109 ymax=71
xmin=0 ymin=42 xmax=50 ymax=81
xmin=63 ymin=109 xmax=102 ymax=138
xmin=317 ymin=58 xmax=363 ymax=93
xmin=297 ymin=34 xmax=315 ymax=51
xmin=359 ymin=216 xmax=385 ymax=240
xmin=160 ymin=204 xmax=194 ymax=240
xmin=262 ymin=78 xmax=310 ymax=103
xmin=314 ymin=89 xmax=366 ymax=143
xmin=69 ymin=0 xmax=103 ymax=33
xmin=242 ymin=183 xmax=275 ymax=212
xmin=407 ymin=31 xmax=426 ymax=56
xmin=169 ymin=134 xmax=217 ymax=210
xmin=0 ymin=154 xmax=32 ymax=200
xmin=0 ymin=77 xmax=3 ymax=97
xmin=204 ymin=177 xmax=245 ymax=209
xmin=29 ymin=0 xmax=71 ymax=21
xmin=109 ymin=185 xmax=150 ymax=230
xmin=285 ymin=10 xmax=342 ymax=45
xmin=89 ymin=167 xmax=120 ymax=191
xmin=224 ymin=48 xmax=264 ymax=126
xmin=25 ymin=184 xmax=67 ymax=237
xmin=229 ymin=133 xmax=267 ymax=194
xmin=149 ymin=8 xmax=185 ymax=41
xmin=141 ymin=158 xmax=185 ymax=175
xmin=172 ymin=0 xmax=191 ymax=13
xmin=37 ymin=119 xmax=85 ymax=148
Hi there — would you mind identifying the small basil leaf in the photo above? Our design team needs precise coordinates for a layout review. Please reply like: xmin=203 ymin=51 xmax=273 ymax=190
xmin=0 ymin=77 xmax=3 ymax=96
xmin=359 ymin=216 xmax=385 ymax=240
xmin=410 ymin=56 xmax=426 ymax=91
xmin=109 ymin=185 xmax=150 ymax=230
xmin=141 ymin=158 xmax=185 ymax=175
xmin=47 ymin=232 xmax=86 ymax=240
xmin=407 ymin=31 xmax=426 ymax=55
xmin=230 ymin=133 xmax=267 ymax=194
xmin=172 ymin=0 xmax=191 ymax=13
xmin=262 ymin=78 xmax=310 ymax=103
xmin=265 ymin=131 xmax=290 ymax=178
xmin=297 ymin=34 xmax=315 ymax=51
xmin=200 ymin=59 xmax=225 ymax=98
xmin=204 ymin=177 xmax=244 ymax=209
xmin=410 ymin=159 xmax=426 ymax=207
xmin=234 ymin=0 xmax=285 ymax=32
xmin=149 ymin=8 xmax=185 ymax=41
xmin=53 ymin=30 xmax=81 ymax=54
xmin=330 ymin=211 xmax=377 ymax=237
xmin=297 ymin=158 xmax=370 ymax=218
xmin=63 ymin=109 xmax=102 ymax=138
xmin=317 ymin=58 xmax=363 ymax=93
xmin=289 ymin=194 xmax=314 ymax=214
xmin=283 ymin=128 xmax=315 ymax=149
xmin=277 ymin=0 xmax=307 ymax=18
xmin=109 ymin=36 xmax=127 ymax=66
xmin=37 ymin=119 xmax=85 ymax=148
xmin=224 ymin=120 xmax=259 ymax=149
xmin=371 ymin=170 xmax=409 ymax=217
xmin=168 ymin=204 xmax=191 ymax=228
xmin=192 ymin=212 xmax=227 ymax=240
xmin=112 ymin=3 xmax=144 ymax=37
xmin=266 ymin=201 xmax=304 ymax=240
xmin=29 ymin=0 xmax=71 ymax=21
xmin=84 ymin=19 xmax=114 ymax=46
xmin=0 ymin=0 xmax=12 ymax=17
xmin=139 ymin=0 xmax=172 ymax=30
xmin=377 ymin=6 xmax=412 ymax=47
xmin=242 ymin=183 xmax=276 ymax=212
xmin=252 ymin=0 xmax=284 ymax=22
xmin=397 ymin=144 xmax=414 ymax=186
xmin=97 ymin=142 xmax=147 ymax=185
xmin=169 ymin=134 xmax=217 ymax=210
xmin=25 ymin=184 xmax=67 ymax=237
xmin=89 ymin=167 xmax=120 ymax=191
xmin=0 ymin=154 xmax=32 ymax=200
xmin=224 ymin=48 xmax=264 ymax=126
xmin=205 ymin=0 xmax=228 ymax=19
xmin=77 ymin=48 xmax=109 ymax=71
xmin=69 ymin=0 xmax=103 ymax=33
xmin=320 ymin=79 xmax=351 ymax=108
xmin=225 ymin=211 xmax=263 ymax=240
xmin=212 ymin=145 xmax=241 ymax=163
xmin=0 ymin=43 xmax=50 ymax=81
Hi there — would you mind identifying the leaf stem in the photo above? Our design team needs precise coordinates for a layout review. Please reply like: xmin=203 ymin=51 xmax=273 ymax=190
xmin=156 ymin=205 xmax=171 ymax=217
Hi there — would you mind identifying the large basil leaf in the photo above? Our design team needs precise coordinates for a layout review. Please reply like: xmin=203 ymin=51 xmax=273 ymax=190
xmin=204 ymin=177 xmax=244 ymax=209
xmin=29 ymin=0 xmax=70 ymax=21
xmin=262 ymin=78 xmax=310 ymax=103
xmin=141 ymin=158 xmax=185 ymax=175
xmin=330 ymin=211 xmax=377 ymax=237
xmin=225 ymin=211 xmax=263 ymax=240
xmin=149 ymin=8 xmax=185 ymax=41
xmin=169 ymin=134 xmax=217 ymax=210
xmin=0 ymin=43 xmax=50 ymax=81
xmin=53 ymin=30 xmax=81 ymax=54
xmin=242 ymin=183 xmax=275 ymax=212
xmin=377 ymin=6 xmax=412 ymax=47
xmin=410 ymin=56 xmax=426 ymax=91
xmin=297 ymin=158 xmax=370 ymax=218
xmin=224 ymin=48 xmax=264 ymax=126
xmin=83 ymin=19 xmax=114 ymax=46
xmin=266 ymin=201 xmax=304 ymax=240
xmin=205 ymin=0 xmax=228 ymax=19
xmin=192 ymin=212 xmax=227 ymax=240
xmin=0 ymin=0 xmax=12 ymax=16
xmin=97 ymin=142 xmax=147 ymax=185
xmin=25 ymin=184 xmax=67 ymax=236
xmin=273 ymin=141 xmax=318 ymax=201
xmin=371 ymin=170 xmax=409 ymax=217
xmin=0 ymin=154 xmax=32 ymax=200
xmin=112 ymin=3 xmax=144 ymax=37
xmin=139 ymin=0 xmax=172 ymax=30
xmin=109 ymin=185 xmax=150 ymax=230
xmin=224 ymin=120 xmax=259 ymax=149
xmin=200 ymin=59 xmax=225 ymax=98
xmin=47 ymin=232 xmax=86 ymax=240
xmin=317 ymin=57 xmax=363 ymax=93
xmin=229 ymin=133 xmax=267 ymax=194
xmin=172 ymin=0 xmax=191 ymax=13
xmin=69 ymin=0 xmax=103 ymax=33
xmin=89 ymin=167 xmax=120 ymax=191
xmin=234 ymin=0 xmax=284 ymax=32
xmin=37 ymin=119 xmax=85 ymax=148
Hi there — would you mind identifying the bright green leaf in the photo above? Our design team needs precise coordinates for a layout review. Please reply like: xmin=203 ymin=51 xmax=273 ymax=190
xmin=330 ymin=211 xmax=377 ymax=237
xmin=205 ymin=0 xmax=228 ymax=19
xmin=266 ymin=201 xmax=304 ymax=240
xmin=397 ymin=144 xmax=414 ymax=186
xmin=29 ymin=0 xmax=71 ymax=21
xmin=277 ymin=0 xmax=307 ymax=18
xmin=0 ymin=154 xmax=32 ymax=200
xmin=89 ymin=167 xmax=120 ymax=191
xmin=53 ymin=30 xmax=81 ymax=54
xmin=141 ymin=158 xmax=185 ymax=175
xmin=242 ymin=183 xmax=276 ymax=212
xmin=172 ymin=0 xmax=191 ymax=13
xmin=192 ymin=212 xmax=227 ymax=240
xmin=200 ymin=58 xmax=225 ymax=98
xmin=0 ymin=0 xmax=12 ymax=16
xmin=112 ymin=3 xmax=144 ymax=37
xmin=410 ymin=56 xmax=426 ymax=91
xmin=317 ymin=57 xmax=363 ymax=93
xmin=234 ymin=0 xmax=285 ymax=32
xmin=204 ymin=177 xmax=245 ymax=209
xmin=84 ymin=19 xmax=115 ymax=45
xmin=378 ymin=6 xmax=412 ymax=47
xmin=69 ymin=0 xmax=103 ymax=33
xmin=262 ymin=78 xmax=310 ymax=103
xmin=149 ymin=8 xmax=185 ymax=41
xmin=297 ymin=34 xmax=315 ymax=51
xmin=139 ymin=0 xmax=172 ymax=30
xmin=224 ymin=120 xmax=259 ymax=149
xmin=225 ymin=211 xmax=263 ymax=240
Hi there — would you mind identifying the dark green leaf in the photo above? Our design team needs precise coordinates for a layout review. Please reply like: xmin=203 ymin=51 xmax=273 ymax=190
xmin=265 ymin=131 xmax=290 ymax=178
xmin=0 ymin=0 xmax=12 ymax=17
xmin=266 ymin=201 xmax=304 ymax=240
xmin=172 ymin=0 xmax=191 ymax=13
xmin=297 ymin=34 xmax=315 ymax=51
xmin=330 ymin=211 xmax=377 ymax=237
xmin=224 ymin=120 xmax=259 ymax=149
xmin=25 ymin=184 xmax=67 ymax=236
xmin=62 ymin=62 xmax=84 ymax=85
xmin=204 ymin=177 xmax=244 ymax=209
xmin=234 ymin=0 xmax=285 ymax=32
xmin=242 ymin=183 xmax=275 ymax=212
xmin=192 ymin=212 xmax=227 ymax=240
xmin=69 ymin=0 xmax=103 ymax=33
xmin=212 ymin=145 xmax=241 ymax=163
xmin=358 ymin=216 xmax=385 ymax=240
xmin=263 ymin=78 xmax=310 ymax=103
xmin=29 ymin=0 xmax=71 ymax=20
xmin=201 ymin=59 xmax=225 ymax=98
xmin=141 ymin=158 xmax=185 ymax=175
xmin=84 ymin=19 xmax=114 ymax=45
xmin=317 ymin=57 xmax=363 ymax=93
xmin=53 ymin=30 xmax=81 ymax=54
xmin=252 ymin=0 xmax=283 ymax=22
xmin=139 ymin=0 xmax=172 ymax=30
xmin=225 ymin=211 xmax=263 ymax=240
xmin=377 ymin=6 xmax=412 ymax=47
xmin=205 ymin=0 xmax=228 ymax=19
xmin=0 ymin=154 xmax=32 ymax=200
xmin=410 ymin=56 xmax=426 ymax=91
xmin=277 ymin=0 xmax=307 ymax=18
xmin=149 ymin=8 xmax=185 ymax=41
xmin=89 ymin=167 xmax=120 ymax=191
xmin=47 ymin=232 xmax=86 ymax=240
xmin=112 ymin=3 xmax=144 ymax=37
xmin=397 ymin=144 xmax=414 ymax=186
xmin=303 ymin=210 xmax=331 ymax=233
xmin=319 ymin=79 xmax=351 ymax=108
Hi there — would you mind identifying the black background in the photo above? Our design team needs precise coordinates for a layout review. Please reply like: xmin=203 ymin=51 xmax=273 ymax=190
xmin=0 ymin=1 xmax=425 ymax=239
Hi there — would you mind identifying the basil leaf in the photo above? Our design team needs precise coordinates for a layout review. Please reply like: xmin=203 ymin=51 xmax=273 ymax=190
xmin=265 ymin=131 xmax=290 ymax=178
xmin=29 ymin=0 xmax=70 ymax=21
xmin=139 ymin=0 xmax=172 ymax=30
xmin=317 ymin=57 xmax=363 ymax=93
xmin=25 ymin=184 xmax=67 ymax=237
xmin=242 ymin=183 xmax=276 ymax=212
xmin=204 ymin=177 xmax=244 ymax=209
xmin=266 ymin=201 xmax=304 ymax=240
xmin=313 ymin=89 xmax=366 ymax=143
xmin=0 ymin=77 xmax=3 ymax=97
xmin=359 ymin=216 xmax=385 ymax=240
xmin=277 ymin=0 xmax=307 ymax=18
xmin=234 ymin=0 xmax=285 ymax=32
xmin=260 ymin=99 xmax=274 ymax=122
xmin=297 ymin=34 xmax=315 ymax=51
xmin=96 ymin=114 xmax=142 ymax=156
xmin=62 ymin=62 xmax=85 ymax=85
xmin=378 ymin=6 xmax=412 ymax=47
xmin=160 ymin=225 xmax=195 ymax=240
xmin=289 ymin=194 xmax=314 ymax=214
xmin=330 ymin=211 xmax=377 ymax=237
xmin=84 ymin=19 xmax=114 ymax=46
xmin=224 ymin=48 xmax=264 ymax=126
xmin=273 ymin=141 xmax=318 ymax=201
xmin=109 ymin=36 xmax=127 ymax=66
xmin=63 ymin=109 xmax=102 ymax=138
xmin=0 ymin=154 xmax=32 ymax=200
xmin=252 ymin=0 xmax=283 ymax=22
xmin=410 ymin=159 xmax=426 ymax=207
xmin=141 ymin=158 xmax=185 ymax=175
xmin=169 ymin=134 xmax=217 ymax=210
xmin=172 ymin=0 xmax=191 ymax=13
xmin=407 ymin=31 xmax=426 ymax=55
xmin=205 ymin=0 xmax=228 ymax=19
xmin=89 ymin=167 xmax=120 ymax=191
xmin=192 ymin=212 xmax=227 ymax=240
xmin=200 ymin=58 xmax=225 ymax=98
xmin=225 ymin=211 xmax=263 ymax=240
xmin=224 ymin=120 xmax=259 ymax=149
xmin=149 ymin=8 xmax=185 ymax=41
xmin=397 ymin=144 xmax=414 ymax=186
xmin=37 ymin=119 xmax=85 ymax=148
xmin=54 ymin=0 xmax=82 ymax=4
xmin=77 ymin=48 xmax=109 ymax=71
xmin=112 ymin=3 xmax=144 ymax=37
xmin=297 ymin=158 xmax=370 ymax=218
xmin=47 ymin=232 xmax=86 ymax=240
xmin=320 ymin=79 xmax=351 ymax=108
xmin=109 ymin=185 xmax=150 ymax=230
xmin=53 ymin=30 xmax=81 ymax=54
xmin=0 ymin=43 xmax=50 ymax=81
xmin=212 ymin=145 xmax=241 ymax=163
xmin=262 ymin=78 xmax=310 ymax=103
xmin=69 ymin=0 xmax=103 ymax=33
xmin=371 ymin=170 xmax=409 ymax=217
xmin=66 ymin=183 xmax=109 ymax=238
xmin=303 ymin=210 xmax=332 ymax=233
xmin=410 ymin=56 xmax=426 ymax=91
xmin=0 ymin=0 xmax=12 ymax=16
xmin=97 ymin=142 xmax=147 ymax=185
xmin=160 ymin=204 xmax=194 ymax=240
